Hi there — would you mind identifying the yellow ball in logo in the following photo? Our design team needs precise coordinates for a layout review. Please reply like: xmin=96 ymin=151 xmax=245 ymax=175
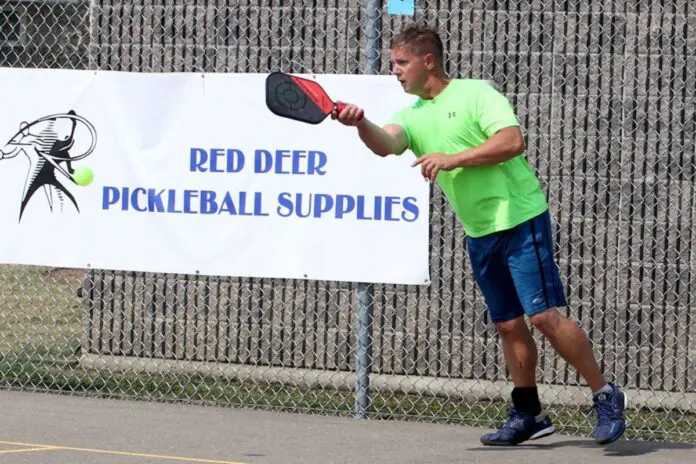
xmin=73 ymin=166 xmax=94 ymax=186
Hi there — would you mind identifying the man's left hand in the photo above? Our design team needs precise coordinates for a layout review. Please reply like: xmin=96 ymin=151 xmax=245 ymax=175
xmin=411 ymin=153 xmax=457 ymax=182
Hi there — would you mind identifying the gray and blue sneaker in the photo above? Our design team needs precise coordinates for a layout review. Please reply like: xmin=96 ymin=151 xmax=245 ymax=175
xmin=480 ymin=408 xmax=555 ymax=446
xmin=593 ymin=383 xmax=628 ymax=445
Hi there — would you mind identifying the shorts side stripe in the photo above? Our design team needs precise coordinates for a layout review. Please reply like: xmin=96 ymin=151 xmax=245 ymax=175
xmin=530 ymin=220 xmax=550 ymax=308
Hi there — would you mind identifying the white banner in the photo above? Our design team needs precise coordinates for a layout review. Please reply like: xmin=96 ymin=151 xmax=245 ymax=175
xmin=0 ymin=68 xmax=430 ymax=285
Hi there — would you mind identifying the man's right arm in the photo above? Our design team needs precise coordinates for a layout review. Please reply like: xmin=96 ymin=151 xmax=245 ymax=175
xmin=332 ymin=102 xmax=409 ymax=157
xmin=356 ymin=120 xmax=408 ymax=157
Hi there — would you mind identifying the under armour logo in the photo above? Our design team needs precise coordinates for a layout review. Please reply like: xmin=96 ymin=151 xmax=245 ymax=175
xmin=448 ymin=112 xmax=456 ymax=118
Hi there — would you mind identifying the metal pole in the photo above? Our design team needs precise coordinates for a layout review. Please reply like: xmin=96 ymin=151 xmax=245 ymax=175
xmin=355 ymin=0 xmax=381 ymax=420
xmin=355 ymin=282 xmax=374 ymax=418
xmin=365 ymin=0 xmax=382 ymax=75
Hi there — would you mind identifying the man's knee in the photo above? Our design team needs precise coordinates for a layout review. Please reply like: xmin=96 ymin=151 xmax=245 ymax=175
xmin=529 ymin=308 xmax=563 ymax=335
xmin=495 ymin=316 xmax=529 ymax=338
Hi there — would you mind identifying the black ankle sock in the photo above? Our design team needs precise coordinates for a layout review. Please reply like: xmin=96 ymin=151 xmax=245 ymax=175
xmin=511 ymin=387 xmax=542 ymax=416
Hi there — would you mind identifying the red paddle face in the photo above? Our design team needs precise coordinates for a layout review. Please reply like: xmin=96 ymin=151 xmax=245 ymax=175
xmin=289 ymin=75 xmax=336 ymax=115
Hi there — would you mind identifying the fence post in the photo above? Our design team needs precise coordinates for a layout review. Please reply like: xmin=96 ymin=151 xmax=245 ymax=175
xmin=365 ymin=0 xmax=382 ymax=74
xmin=354 ymin=0 xmax=382 ymax=420
xmin=355 ymin=282 xmax=374 ymax=419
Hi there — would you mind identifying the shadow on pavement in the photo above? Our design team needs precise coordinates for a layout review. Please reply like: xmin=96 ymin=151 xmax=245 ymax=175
xmin=467 ymin=438 xmax=695 ymax=457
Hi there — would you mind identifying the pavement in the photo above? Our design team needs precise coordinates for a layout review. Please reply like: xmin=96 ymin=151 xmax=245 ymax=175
xmin=0 ymin=390 xmax=693 ymax=463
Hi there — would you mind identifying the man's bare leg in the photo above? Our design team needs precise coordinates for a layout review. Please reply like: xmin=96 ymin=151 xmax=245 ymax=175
xmin=529 ymin=308 xmax=606 ymax=392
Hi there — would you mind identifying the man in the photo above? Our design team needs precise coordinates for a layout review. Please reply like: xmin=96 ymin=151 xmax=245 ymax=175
xmin=332 ymin=24 xmax=628 ymax=446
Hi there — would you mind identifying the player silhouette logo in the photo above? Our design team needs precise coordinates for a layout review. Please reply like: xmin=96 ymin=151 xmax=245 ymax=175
xmin=0 ymin=110 xmax=97 ymax=222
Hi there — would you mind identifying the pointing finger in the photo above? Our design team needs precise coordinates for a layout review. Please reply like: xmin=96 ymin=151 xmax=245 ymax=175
xmin=411 ymin=155 xmax=428 ymax=167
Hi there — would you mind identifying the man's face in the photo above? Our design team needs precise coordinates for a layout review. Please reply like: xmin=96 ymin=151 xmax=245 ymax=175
xmin=390 ymin=44 xmax=430 ymax=95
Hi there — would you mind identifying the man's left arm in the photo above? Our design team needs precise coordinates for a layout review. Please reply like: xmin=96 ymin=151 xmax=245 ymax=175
xmin=411 ymin=126 xmax=525 ymax=182
xmin=448 ymin=126 xmax=525 ymax=168
xmin=413 ymin=82 xmax=527 ymax=181
xmin=413 ymin=126 xmax=525 ymax=181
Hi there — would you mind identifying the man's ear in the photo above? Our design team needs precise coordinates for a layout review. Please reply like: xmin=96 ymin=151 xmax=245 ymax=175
xmin=423 ymin=53 xmax=437 ymax=71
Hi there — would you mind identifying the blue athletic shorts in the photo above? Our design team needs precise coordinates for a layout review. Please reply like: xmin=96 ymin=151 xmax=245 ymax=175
xmin=466 ymin=209 xmax=568 ymax=323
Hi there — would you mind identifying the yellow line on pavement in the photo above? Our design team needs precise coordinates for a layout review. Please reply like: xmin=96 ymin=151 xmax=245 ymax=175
xmin=0 ymin=446 xmax=60 ymax=454
xmin=0 ymin=441 xmax=248 ymax=464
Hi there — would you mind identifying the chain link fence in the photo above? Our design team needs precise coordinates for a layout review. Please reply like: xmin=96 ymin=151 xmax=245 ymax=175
xmin=1 ymin=0 xmax=695 ymax=443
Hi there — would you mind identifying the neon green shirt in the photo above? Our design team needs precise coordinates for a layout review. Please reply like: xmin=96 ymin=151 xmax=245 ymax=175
xmin=389 ymin=79 xmax=548 ymax=238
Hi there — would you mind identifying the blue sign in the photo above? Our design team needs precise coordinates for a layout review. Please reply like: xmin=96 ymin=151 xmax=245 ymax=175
xmin=387 ymin=0 xmax=415 ymax=16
